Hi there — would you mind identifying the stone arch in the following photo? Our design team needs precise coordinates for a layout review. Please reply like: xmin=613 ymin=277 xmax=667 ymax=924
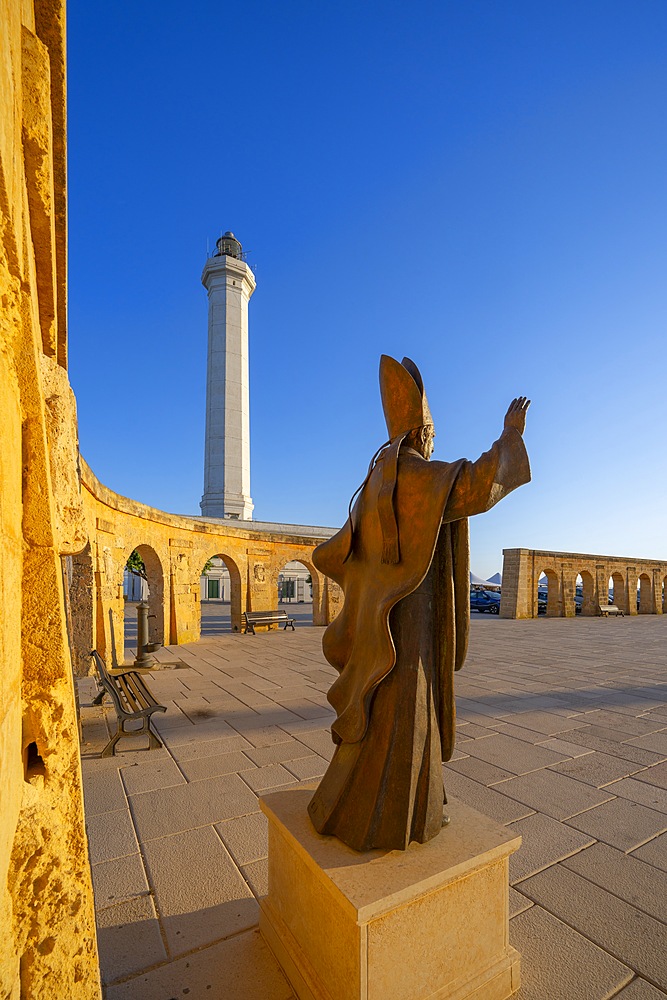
xmin=273 ymin=556 xmax=319 ymax=627
xmin=579 ymin=569 xmax=596 ymax=616
xmin=638 ymin=572 xmax=652 ymax=614
xmin=122 ymin=544 xmax=165 ymax=656
xmin=537 ymin=568 xmax=560 ymax=617
xmin=610 ymin=571 xmax=625 ymax=612
xmin=199 ymin=551 xmax=244 ymax=634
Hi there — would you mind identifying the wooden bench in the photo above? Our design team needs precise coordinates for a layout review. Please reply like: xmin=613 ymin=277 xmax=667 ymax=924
xmin=243 ymin=610 xmax=296 ymax=635
xmin=90 ymin=650 xmax=167 ymax=757
xmin=598 ymin=604 xmax=625 ymax=617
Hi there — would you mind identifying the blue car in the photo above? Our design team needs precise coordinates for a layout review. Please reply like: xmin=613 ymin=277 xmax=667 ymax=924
xmin=470 ymin=589 xmax=501 ymax=614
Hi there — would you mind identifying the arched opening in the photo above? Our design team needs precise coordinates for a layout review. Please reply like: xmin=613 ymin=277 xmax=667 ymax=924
xmin=663 ymin=576 xmax=667 ymax=613
xmin=572 ymin=573 xmax=584 ymax=615
xmin=199 ymin=553 xmax=243 ymax=634
xmin=638 ymin=573 xmax=652 ymax=614
xmin=580 ymin=570 xmax=596 ymax=616
xmin=123 ymin=545 xmax=164 ymax=659
xmin=537 ymin=569 xmax=559 ymax=617
xmin=277 ymin=560 xmax=314 ymax=627
xmin=611 ymin=571 xmax=625 ymax=612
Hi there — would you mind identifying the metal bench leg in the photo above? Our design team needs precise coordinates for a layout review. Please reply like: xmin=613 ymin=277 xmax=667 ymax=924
xmin=148 ymin=727 xmax=163 ymax=750
xmin=100 ymin=725 xmax=124 ymax=758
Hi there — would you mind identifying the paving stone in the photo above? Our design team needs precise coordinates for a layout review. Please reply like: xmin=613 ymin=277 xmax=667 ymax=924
xmin=613 ymin=979 xmax=667 ymax=998
xmin=243 ymin=740 xmax=314 ymax=767
xmin=446 ymin=756 xmax=515 ymax=785
xmin=605 ymin=777 xmax=667 ymax=813
xmin=216 ymin=811 xmax=268 ymax=866
xmin=579 ymin=710 xmax=667 ymax=737
xmin=494 ymin=768 xmax=615 ymax=820
xmin=633 ymin=762 xmax=667 ymax=790
xmin=485 ymin=722 xmax=548 ymax=744
xmin=455 ymin=721 xmax=499 ymax=740
xmin=563 ymin=730 xmax=667 ymax=766
xmin=241 ymin=858 xmax=269 ymax=899
xmin=129 ymin=773 xmax=259 ymax=842
xmin=518 ymin=864 xmax=667 ymax=989
xmin=119 ymin=756 xmax=186 ymax=795
xmin=241 ymin=764 xmax=297 ymax=793
xmin=510 ymin=904 xmax=633 ymax=1000
xmin=96 ymin=894 xmax=167 ymax=985
xmin=91 ymin=853 xmax=149 ymax=911
xmin=444 ymin=773 xmax=535 ymax=825
xmin=631 ymin=832 xmax=667 ymax=873
xmin=565 ymin=797 xmax=667 ymax=852
xmin=141 ymin=826 xmax=257 ymax=957
xmin=82 ymin=766 xmax=127 ymax=816
xmin=228 ymin=722 xmax=295 ymax=748
xmin=169 ymin=732 xmax=253 ymax=761
xmin=293 ymin=729 xmax=337 ymax=760
xmin=551 ymin=751 xmax=647 ymax=787
xmin=626 ymin=732 xmax=667 ymax=755
xmin=460 ymin=733 xmax=570 ymax=774
xmin=283 ymin=754 xmax=328 ymax=780
xmin=508 ymin=812 xmax=594 ymax=883
xmin=85 ymin=808 xmax=139 ymax=865
xmin=508 ymin=710 xmax=588 ymax=736
xmin=508 ymin=886 xmax=533 ymax=917
xmin=103 ymin=927 xmax=295 ymax=1000
xmin=537 ymin=737 xmax=594 ymax=758
xmin=177 ymin=750 xmax=256 ymax=782
xmin=562 ymin=842 xmax=667 ymax=922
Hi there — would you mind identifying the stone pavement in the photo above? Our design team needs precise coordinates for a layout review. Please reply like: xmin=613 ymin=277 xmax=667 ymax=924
xmin=79 ymin=615 xmax=667 ymax=1000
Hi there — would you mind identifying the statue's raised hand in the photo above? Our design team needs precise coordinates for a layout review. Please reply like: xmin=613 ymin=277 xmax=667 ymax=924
xmin=504 ymin=397 xmax=530 ymax=436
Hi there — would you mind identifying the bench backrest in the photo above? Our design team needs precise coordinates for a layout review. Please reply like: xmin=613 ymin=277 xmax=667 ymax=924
xmin=244 ymin=610 xmax=289 ymax=621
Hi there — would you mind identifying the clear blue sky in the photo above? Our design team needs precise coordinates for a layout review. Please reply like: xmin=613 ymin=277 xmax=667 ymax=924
xmin=67 ymin=0 xmax=667 ymax=579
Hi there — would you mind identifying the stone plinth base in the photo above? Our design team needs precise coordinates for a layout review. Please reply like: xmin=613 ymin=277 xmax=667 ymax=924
xmin=259 ymin=786 xmax=521 ymax=1000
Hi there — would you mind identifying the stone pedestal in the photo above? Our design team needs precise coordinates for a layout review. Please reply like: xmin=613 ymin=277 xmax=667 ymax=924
xmin=259 ymin=786 xmax=521 ymax=1000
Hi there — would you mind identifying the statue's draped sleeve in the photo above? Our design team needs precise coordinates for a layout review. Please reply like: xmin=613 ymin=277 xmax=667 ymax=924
xmin=313 ymin=425 xmax=530 ymax=748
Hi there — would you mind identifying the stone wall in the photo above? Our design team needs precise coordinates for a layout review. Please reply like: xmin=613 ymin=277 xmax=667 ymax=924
xmin=501 ymin=548 xmax=667 ymax=619
xmin=75 ymin=460 xmax=341 ymax=672
xmin=0 ymin=0 xmax=101 ymax=994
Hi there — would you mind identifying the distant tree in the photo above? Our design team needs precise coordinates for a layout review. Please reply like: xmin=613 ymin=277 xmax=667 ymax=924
xmin=126 ymin=550 xmax=147 ymax=580
xmin=202 ymin=559 xmax=214 ymax=574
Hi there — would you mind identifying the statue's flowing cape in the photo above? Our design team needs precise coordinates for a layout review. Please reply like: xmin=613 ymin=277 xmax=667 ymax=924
xmin=313 ymin=428 xmax=530 ymax=760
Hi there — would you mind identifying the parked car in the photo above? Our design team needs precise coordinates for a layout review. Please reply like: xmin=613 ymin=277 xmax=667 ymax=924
xmin=470 ymin=589 xmax=501 ymax=614
xmin=538 ymin=591 xmax=583 ymax=614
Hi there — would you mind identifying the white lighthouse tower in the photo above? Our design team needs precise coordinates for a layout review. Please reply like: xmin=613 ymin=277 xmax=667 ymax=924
xmin=200 ymin=232 xmax=256 ymax=519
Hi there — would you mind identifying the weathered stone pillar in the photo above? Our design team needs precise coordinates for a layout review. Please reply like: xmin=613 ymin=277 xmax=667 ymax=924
xmin=500 ymin=548 xmax=533 ymax=618
xmin=247 ymin=554 xmax=273 ymax=615
xmin=652 ymin=569 xmax=662 ymax=614
xmin=626 ymin=567 xmax=638 ymax=615
xmin=311 ymin=568 xmax=327 ymax=626
xmin=68 ymin=544 xmax=96 ymax=675
xmin=561 ymin=568 xmax=576 ymax=617
xmin=168 ymin=542 xmax=200 ymax=644
xmin=322 ymin=575 xmax=344 ymax=624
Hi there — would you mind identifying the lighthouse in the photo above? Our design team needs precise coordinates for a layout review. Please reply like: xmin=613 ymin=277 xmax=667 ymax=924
xmin=200 ymin=232 xmax=255 ymax=519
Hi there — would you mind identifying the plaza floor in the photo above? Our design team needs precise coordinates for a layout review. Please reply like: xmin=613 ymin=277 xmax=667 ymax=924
xmin=79 ymin=613 xmax=667 ymax=1000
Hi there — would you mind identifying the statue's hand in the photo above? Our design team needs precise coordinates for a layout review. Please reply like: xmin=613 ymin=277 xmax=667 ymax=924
xmin=504 ymin=397 xmax=530 ymax=436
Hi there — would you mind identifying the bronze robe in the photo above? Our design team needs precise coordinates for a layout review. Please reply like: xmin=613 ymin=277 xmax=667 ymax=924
xmin=308 ymin=426 xmax=530 ymax=852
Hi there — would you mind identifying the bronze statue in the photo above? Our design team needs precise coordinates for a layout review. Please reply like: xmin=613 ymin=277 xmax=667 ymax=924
xmin=308 ymin=355 xmax=530 ymax=852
